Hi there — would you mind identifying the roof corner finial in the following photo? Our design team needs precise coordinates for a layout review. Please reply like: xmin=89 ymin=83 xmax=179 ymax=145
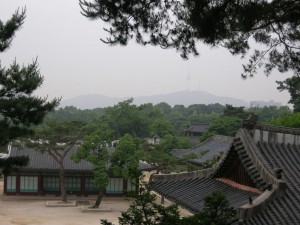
xmin=242 ymin=115 xmax=258 ymax=130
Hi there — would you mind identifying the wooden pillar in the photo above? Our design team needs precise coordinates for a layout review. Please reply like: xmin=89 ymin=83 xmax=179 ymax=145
xmin=16 ymin=173 xmax=20 ymax=194
xmin=123 ymin=179 xmax=128 ymax=191
xmin=3 ymin=175 xmax=7 ymax=194
xmin=38 ymin=173 xmax=43 ymax=195
xmin=80 ymin=174 xmax=85 ymax=196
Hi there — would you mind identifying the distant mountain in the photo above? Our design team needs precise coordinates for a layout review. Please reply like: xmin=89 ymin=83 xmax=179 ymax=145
xmin=60 ymin=91 xmax=250 ymax=109
xmin=133 ymin=90 xmax=248 ymax=107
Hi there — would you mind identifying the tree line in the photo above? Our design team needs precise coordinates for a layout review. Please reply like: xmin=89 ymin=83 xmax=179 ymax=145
xmin=46 ymin=100 xmax=292 ymax=137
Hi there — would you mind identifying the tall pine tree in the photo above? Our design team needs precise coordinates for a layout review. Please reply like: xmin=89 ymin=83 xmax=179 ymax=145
xmin=0 ymin=8 xmax=60 ymax=146
xmin=0 ymin=8 xmax=59 ymax=171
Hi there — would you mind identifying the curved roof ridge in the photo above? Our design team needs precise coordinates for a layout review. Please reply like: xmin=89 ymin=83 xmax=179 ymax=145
xmin=197 ymin=134 xmax=233 ymax=146
xmin=234 ymin=128 xmax=287 ymax=222
xmin=210 ymin=137 xmax=241 ymax=177
xmin=216 ymin=178 xmax=262 ymax=194
xmin=238 ymin=128 xmax=281 ymax=186
xmin=237 ymin=183 xmax=286 ymax=221
xmin=255 ymin=123 xmax=300 ymax=135
xmin=252 ymin=123 xmax=300 ymax=146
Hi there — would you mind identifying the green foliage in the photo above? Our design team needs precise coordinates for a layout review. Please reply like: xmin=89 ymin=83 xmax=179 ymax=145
xmin=247 ymin=106 xmax=292 ymax=123
xmin=187 ymin=104 xmax=225 ymax=115
xmin=270 ymin=113 xmax=300 ymax=128
xmin=0 ymin=9 xmax=59 ymax=146
xmin=42 ymin=102 xmax=292 ymax=137
xmin=199 ymin=131 xmax=214 ymax=143
xmin=0 ymin=8 xmax=25 ymax=52
xmin=38 ymin=101 xmax=230 ymax=141
xmin=72 ymin=129 xmax=114 ymax=189
xmin=111 ymin=134 xmax=143 ymax=179
xmin=103 ymin=99 xmax=150 ymax=138
xmin=201 ymin=191 xmax=236 ymax=225
xmin=200 ymin=150 xmax=209 ymax=156
xmin=74 ymin=131 xmax=143 ymax=207
xmin=139 ymin=103 xmax=163 ymax=121
xmin=30 ymin=120 xmax=84 ymax=149
xmin=145 ymin=149 xmax=177 ymax=173
xmin=223 ymin=105 xmax=250 ymax=120
xmin=26 ymin=120 xmax=84 ymax=203
xmin=46 ymin=106 xmax=105 ymax=122
xmin=199 ymin=105 xmax=251 ymax=140
xmin=0 ymin=155 xmax=29 ymax=175
xmin=101 ymin=181 xmax=182 ymax=225
xmin=176 ymin=136 xmax=192 ymax=149
xmin=207 ymin=116 xmax=242 ymax=137
xmin=277 ymin=76 xmax=300 ymax=112
xmin=80 ymin=0 xmax=300 ymax=77
xmin=150 ymin=118 xmax=175 ymax=137
xmin=72 ymin=129 xmax=116 ymax=207
xmin=155 ymin=102 xmax=172 ymax=116
xmin=145 ymin=134 xmax=192 ymax=173
xmin=156 ymin=135 xmax=191 ymax=153
xmin=0 ymin=59 xmax=60 ymax=146
xmin=188 ymin=111 xmax=218 ymax=124
xmin=92 ymin=160 xmax=109 ymax=190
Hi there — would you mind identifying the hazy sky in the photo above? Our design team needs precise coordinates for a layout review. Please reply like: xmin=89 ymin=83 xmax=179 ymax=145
xmin=0 ymin=0 xmax=292 ymax=105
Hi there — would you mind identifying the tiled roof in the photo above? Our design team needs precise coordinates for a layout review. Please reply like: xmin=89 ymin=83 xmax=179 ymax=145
xmin=212 ymin=137 xmax=269 ymax=191
xmin=244 ymin=142 xmax=300 ymax=225
xmin=139 ymin=161 xmax=157 ymax=171
xmin=9 ymin=146 xmax=156 ymax=173
xmin=170 ymin=135 xmax=233 ymax=164
xmin=151 ymin=177 xmax=258 ymax=213
xmin=151 ymin=123 xmax=300 ymax=224
xmin=182 ymin=122 xmax=210 ymax=133
xmin=10 ymin=146 xmax=92 ymax=173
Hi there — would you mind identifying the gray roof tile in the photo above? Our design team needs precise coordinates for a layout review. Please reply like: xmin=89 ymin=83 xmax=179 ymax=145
xmin=9 ymin=146 xmax=155 ymax=172
xmin=152 ymin=124 xmax=300 ymax=224
xmin=171 ymin=135 xmax=234 ymax=164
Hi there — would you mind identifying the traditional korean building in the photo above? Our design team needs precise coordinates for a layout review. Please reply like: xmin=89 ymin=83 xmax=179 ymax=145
xmin=151 ymin=118 xmax=300 ymax=224
xmin=170 ymin=135 xmax=234 ymax=171
xmin=3 ymin=146 xmax=154 ymax=196
xmin=182 ymin=122 xmax=210 ymax=137
xmin=182 ymin=122 xmax=210 ymax=147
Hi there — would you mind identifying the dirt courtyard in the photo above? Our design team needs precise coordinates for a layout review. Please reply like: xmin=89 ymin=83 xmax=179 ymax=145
xmin=0 ymin=199 xmax=130 ymax=225
xmin=0 ymin=180 xmax=130 ymax=225
xmin=0 ymin=180 xmax=191 ymax=225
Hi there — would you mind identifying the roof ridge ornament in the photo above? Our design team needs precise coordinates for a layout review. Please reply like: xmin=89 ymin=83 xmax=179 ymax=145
xmin=242 ymin=115 xmax=258 ymax=130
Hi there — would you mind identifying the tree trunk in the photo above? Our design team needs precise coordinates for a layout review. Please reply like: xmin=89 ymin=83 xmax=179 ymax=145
xmin=92 ymin=188 xmax=105 ymax=208
xmin=59 ymin=163 xmax=67 ymax=203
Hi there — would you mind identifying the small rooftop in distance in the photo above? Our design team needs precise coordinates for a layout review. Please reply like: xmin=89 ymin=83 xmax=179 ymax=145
xmin=170 ymin=135 xmax=234 ymax=164
xmin=182 ymin=122 xmax=210 ymax=135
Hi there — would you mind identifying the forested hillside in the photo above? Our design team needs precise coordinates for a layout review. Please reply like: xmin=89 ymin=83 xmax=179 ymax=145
xmin=46 ymin=99 xmax=291 ymax=137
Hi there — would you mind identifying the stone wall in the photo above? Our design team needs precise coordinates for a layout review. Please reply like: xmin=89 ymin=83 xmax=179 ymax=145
xmin=253 ymin=124 xmax=300 ymax=145
xmin=151 ymin=168 xmax=213 ymax=182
